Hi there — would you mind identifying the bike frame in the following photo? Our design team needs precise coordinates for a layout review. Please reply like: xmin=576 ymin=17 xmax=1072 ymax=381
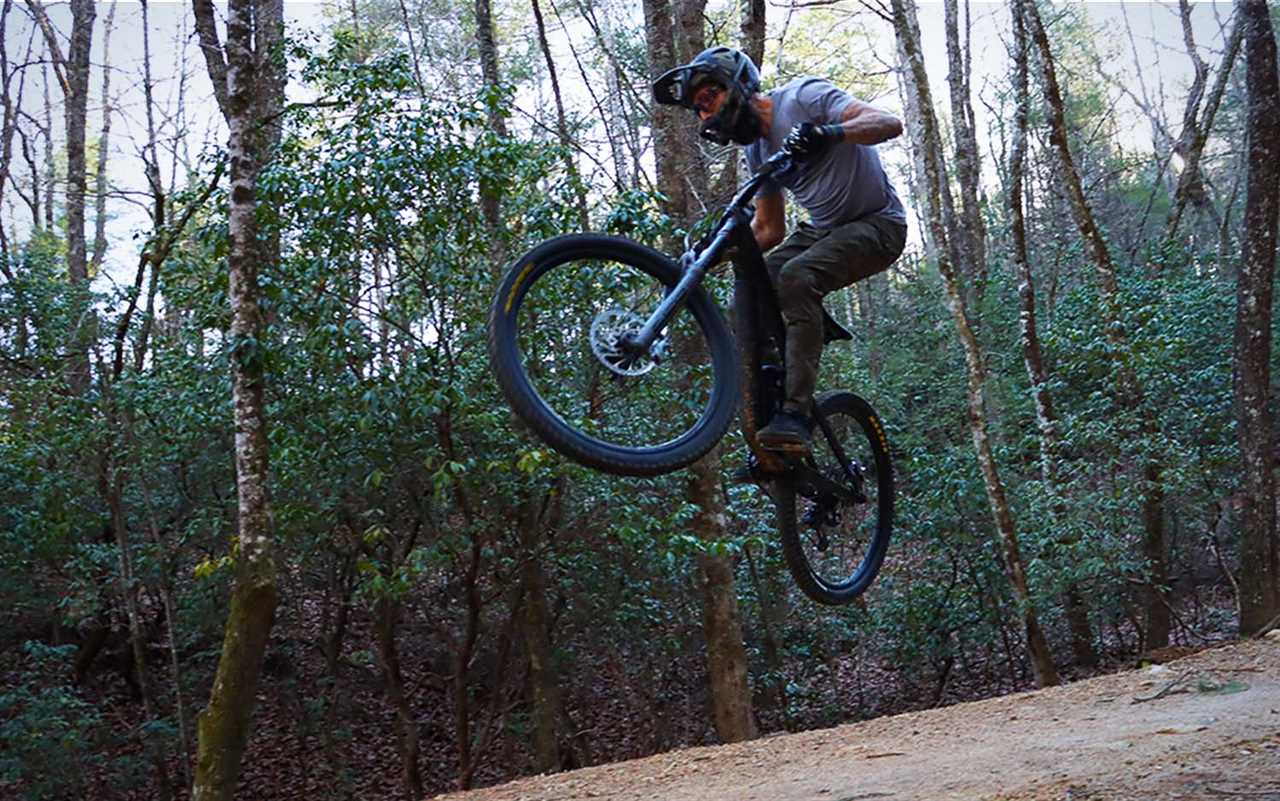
xmin=628 ymin=150 xmax=863 ymax=499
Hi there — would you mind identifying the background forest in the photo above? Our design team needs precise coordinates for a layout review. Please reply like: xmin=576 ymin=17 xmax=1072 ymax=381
xmin=1 ymin=0 xmax=1278 ymax=799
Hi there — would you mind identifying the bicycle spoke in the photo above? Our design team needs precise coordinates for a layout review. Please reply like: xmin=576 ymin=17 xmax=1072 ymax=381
xmin=515 ymin=257 xmax=718 ymax=449
xmin=791 ymin=402 xmax=883 ymax=594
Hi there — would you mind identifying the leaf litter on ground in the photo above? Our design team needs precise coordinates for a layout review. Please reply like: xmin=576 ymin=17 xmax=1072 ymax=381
xmin=1132 ymin=668 xmax=1250 ymax=704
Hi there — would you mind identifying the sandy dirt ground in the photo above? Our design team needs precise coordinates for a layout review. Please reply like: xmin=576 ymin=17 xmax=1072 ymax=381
xmin=430 ymin=637 xmax=1280 ymax=801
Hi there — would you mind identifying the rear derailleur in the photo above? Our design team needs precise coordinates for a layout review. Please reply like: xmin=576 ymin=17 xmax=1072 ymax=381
xmin=802 ymin=496 xmax=839 ymax=551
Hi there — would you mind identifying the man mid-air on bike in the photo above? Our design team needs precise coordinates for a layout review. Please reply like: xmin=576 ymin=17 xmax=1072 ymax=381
xmin=653 ymin=47 xmax=908 ymax=455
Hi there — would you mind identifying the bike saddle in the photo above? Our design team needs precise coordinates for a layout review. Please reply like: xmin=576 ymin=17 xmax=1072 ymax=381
xmin=822 ymin=307 xmax=853 ymax=344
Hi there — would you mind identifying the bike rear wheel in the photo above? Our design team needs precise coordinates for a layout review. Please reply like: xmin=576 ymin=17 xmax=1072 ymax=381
xmin=775 ymin=390 xmax=893 ymax=605
xmin=488 ymin=233 xmax=739 ymax=477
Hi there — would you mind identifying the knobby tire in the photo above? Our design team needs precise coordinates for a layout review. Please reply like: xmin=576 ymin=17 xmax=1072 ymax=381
xmin=776 ymin=390 xmax=893 ymax=605
xmin=488 ymin=233 xmax=739 ymax=477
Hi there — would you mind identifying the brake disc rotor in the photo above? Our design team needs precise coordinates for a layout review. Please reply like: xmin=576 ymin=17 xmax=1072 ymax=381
xmin=589 ymin=307 xmax=668 ymax=377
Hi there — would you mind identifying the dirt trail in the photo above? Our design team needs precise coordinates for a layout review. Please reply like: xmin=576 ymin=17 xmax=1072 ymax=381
xmin=431 ymin=638 xmax=1280 ymax=801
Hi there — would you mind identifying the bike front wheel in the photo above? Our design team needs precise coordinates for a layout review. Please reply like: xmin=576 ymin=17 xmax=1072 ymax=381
xmin=775 ymin=390 xmax=894 ymax=605
xmin=488 ymin=234 xmax=739 ymax=477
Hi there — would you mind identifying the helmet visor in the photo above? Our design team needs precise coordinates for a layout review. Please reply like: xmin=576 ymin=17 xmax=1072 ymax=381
xmin=652 ymin=65 xmax=717 ymax=109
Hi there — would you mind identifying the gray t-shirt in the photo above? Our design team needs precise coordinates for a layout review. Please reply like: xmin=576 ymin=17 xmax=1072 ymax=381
xmin=745 ymin=77 xmax=907 ymax=229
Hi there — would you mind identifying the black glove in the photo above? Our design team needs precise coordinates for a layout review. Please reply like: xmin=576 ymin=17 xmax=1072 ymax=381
xmin=784 ymin=122 xmax=843 ymax=161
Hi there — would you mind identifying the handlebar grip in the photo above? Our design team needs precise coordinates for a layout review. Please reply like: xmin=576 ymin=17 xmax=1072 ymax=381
xmin=764 ymin=148 xmax=793 ymax=169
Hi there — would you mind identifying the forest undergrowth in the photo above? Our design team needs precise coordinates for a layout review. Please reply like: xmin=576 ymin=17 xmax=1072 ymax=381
xmin=2 ymin=2 xmax=1278 ymax=800
xmin=2 ymin=581 xmax=1240 ymax=800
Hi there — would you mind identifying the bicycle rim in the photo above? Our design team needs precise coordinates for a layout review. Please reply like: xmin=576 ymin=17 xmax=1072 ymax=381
xmin=778 ymin=391 xmax=893 ymax=605
xmin=489 ymin=235 xmax=737 ymax=475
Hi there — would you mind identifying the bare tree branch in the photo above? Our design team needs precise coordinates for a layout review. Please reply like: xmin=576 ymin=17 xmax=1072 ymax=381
xmin=191 ymin=0 xmax=230 ymax=119
xmin=1165 ymin=14 xmax=1243 ymax=241
xmin=21 ymin=0 xmax=66 ymax=91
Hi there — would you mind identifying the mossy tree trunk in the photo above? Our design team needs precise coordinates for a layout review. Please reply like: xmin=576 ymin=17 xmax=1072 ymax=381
xmin=190 ymin=1 xmax=285 ymax=798
xmin=1008 ymin=0 xmax=1096 ymax=669
xmin=1235 ymin=0 xmax=1280 ymax=636
xmin=474 ymin=0 xmax=507 ymax=245
xmin=942 ymin=0 xmax=986 ymax=303
xmin=894 ymin=0 xmax=1059 ymax=688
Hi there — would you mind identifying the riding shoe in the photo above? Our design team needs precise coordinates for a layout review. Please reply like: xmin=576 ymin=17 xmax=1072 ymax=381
xmin=757 ymin=411 xmax=812 ymax=454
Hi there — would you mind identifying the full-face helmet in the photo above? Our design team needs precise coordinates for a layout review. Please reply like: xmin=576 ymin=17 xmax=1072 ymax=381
xmin=653 ymin=47 xmax=762 ymax=146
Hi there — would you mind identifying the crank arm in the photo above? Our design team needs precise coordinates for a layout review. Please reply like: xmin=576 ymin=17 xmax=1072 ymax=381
xmin=787 ymin=462 xmax=861 ymax=504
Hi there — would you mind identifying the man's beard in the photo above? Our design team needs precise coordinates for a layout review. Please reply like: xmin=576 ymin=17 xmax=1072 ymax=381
xmin=699 ymin=90 xmax=760 ymax=146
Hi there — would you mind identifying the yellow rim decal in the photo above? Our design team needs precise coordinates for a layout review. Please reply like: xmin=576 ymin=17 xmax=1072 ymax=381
xmin=868 ymin=414 xmax=889 ymax=453
xmin=505 ymin=261 xmax=536 ymax=314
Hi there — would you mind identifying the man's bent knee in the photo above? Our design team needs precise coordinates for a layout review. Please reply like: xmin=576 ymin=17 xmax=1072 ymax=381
xmin=776 ymin=261 xmax=823 ymax=313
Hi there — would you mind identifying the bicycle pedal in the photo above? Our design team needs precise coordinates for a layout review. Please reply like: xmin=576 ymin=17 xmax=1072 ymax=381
xmin=802 ymin=504 xmax=840 ymax=529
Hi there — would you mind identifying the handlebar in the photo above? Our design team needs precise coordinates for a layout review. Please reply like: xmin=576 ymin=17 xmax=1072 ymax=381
xmin=731 ymin=148 xmax=794 ymax=209
xmin=685 ymin=147 xmax=798 ymax=265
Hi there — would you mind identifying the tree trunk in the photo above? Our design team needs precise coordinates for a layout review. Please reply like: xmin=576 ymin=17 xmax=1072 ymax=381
xmin=105 ymin=457 xmax=172 ymax=798
xmin=1022 ymin=1 xmax=1117 ymax=303
xmin=743 ymin=540 xmax=789 ymax=721
xmin=894 ymin=39 xmax=937 ymax=265
xmin=943 ymin=0 xmax=986 ymax=301
xmin=642 ymin=0 xmax=677 ymax=180
xmin=643 ymin=0 xmax=758 ymax=741
xmin=139 ymin=476 xmax=193 ymax=789
xmin=90 ymin=1 xmax=117 ymax=274
xmin=855 ymin=281 xmax=882 ymax=382
xmin=1141 ymin=463 xmax=1170 ymax=648
xmin=62 ymin=0 xmax=93 ymax=276
xmin=28 ymin=0 xmax=95 ymax=389
xmin=453 ymin=538 xmax=484 ymax=790
xmin=1165 ymin=12 xmax=1242 ymax=242
xmin=375 ymin=598 xmax=424 ymax=798
xmin=190 ymin=2 xmax=285 ymax=798
xmin=517 ymin=496 xmax=564 ymax=772
xmin=1235 ymin=0 xmax=1280 ymax=636
xmin=41 ymin=61 xmax=53 ymax=232
xmin=689 ymin=451 xmax=757 ymax=742
xmin=474 ymin=0 xmax=507 ymax=244
xmin=1008 ymin=0 xmax=1096 ymax=669
xmin=125 ymin=0 xmax=165 ymax=377
xmin=642 ymin=0 xmax=695 ymax=220
xmin=1024 ymin=0 xmax=1168 ymax=649
xmin=0 ymin=0 xmax=18 ymax=261
xmin=141 ymin=0 xmax=165 ymax=235
xmin=894 ymin=0 xmax=1058 ymax=688
xmin=739 ymin=0 xmax=765 ymax=68
xmin=1063 ymin=585 xmax=1097 ymax=666
xmin=396 ymin=0 xmax=426 ymax=89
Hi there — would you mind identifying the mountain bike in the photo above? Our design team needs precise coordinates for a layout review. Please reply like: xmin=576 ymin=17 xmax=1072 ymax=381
xmin=487 ymin=147 xmax=893 ymax=605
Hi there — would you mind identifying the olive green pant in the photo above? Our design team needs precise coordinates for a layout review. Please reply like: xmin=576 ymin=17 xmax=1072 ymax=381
xmin=764 ymin=213 xmax=907 ymax=415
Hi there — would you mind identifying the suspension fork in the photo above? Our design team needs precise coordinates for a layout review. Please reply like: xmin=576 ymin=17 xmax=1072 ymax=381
xmin=622 ymin=213 xmax=744 ymax=354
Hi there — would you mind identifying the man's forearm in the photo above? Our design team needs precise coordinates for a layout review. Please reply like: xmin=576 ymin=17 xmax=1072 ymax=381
xmin=836 ymin=112 xmax=903 ymax=146
xmin=752 ymin=219 xmax=784 ymax=251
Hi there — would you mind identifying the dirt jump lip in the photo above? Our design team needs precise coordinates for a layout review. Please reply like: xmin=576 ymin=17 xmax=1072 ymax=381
xmin=429 ymin=639 xmax=1280 ymax=801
